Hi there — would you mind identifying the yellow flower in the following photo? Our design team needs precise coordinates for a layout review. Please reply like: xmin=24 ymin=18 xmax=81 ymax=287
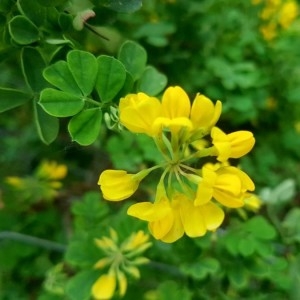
xmin=190 ymin=94 xmax=222 ymax=135
xmin=99 ymin=86 xmax=256 ymax=243
xmin=5 ymin=176 xmax=24 ymax=188
xmin=98 ymin=170 xmax=147 ymax=201
xmin=128 ymin=191 xmax=224 ymax=243
xmin=92 ymin=228 xmax=151 ymax=298
xmin=92 ymin=273 xmax=116 ymax=300
xmin=122 ymin=230 xmax=150 ymax=252
xmin=279 ymin=1 xmax=298 ymax=29
xmin=161 ymin=86 xmax=191 ymax=119
xmin=211 ymin=127 xmax=255 ymax=162
xmin=152 ymin=86 xmax=193 ymax=136
xmin=260 ymin=22 xmax=278 ymax=40
xmin=119 ymin=93 xmax=162 ymax=136
xmin=244 ymin=193 xmax=263 ymax=212
xmin=36 ymin=160 xmax=67 ymax=180
xmin=195 ymin=166 xmax=255 ymax=208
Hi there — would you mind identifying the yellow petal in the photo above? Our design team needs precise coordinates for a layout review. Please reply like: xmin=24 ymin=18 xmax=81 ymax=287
xmin=158 ymin=198 xmax=184 ymax=243
xmin=195 ymin=167 xmax=216 ymax=206
xmin=213 ymin=189 xmax=244 ymax=208
xmin=227 ymin=131 xmax=255 ymax=158
xmin=119 ymin=93 xmax=162 ymax=136
xmin=153 ymin=117 xmax=193 ymax=135
xmin=94 ymin=257 xmax=113 ymax=269
xmin=98 ymin=170 xmax=139 ymax=201
xmin=161 ymin=86 xmax=191 ymax=119
xmin=195 ymin=182 xmax=214 ymax=206
xmin=127 ymin=200 xmax=171 ymax=221
xmin=214 ymin=173 xmax=242 ymax=196
xmin=92 ymin=274 xmax=116 ymax=300
xmin=179 ymin=196 xmax=207 ymax=237
xmin=191 ymin=95 xmax=222 ymax=129
xmin=201 ymin=202 xmax=224 ymax=230
xmin=148 ymin=213 xmax=174 ymax=240
xmin=218 ymin=167 xmax=255 ymax=192
xmin=117 ymin=271 xmax=127 ymax=297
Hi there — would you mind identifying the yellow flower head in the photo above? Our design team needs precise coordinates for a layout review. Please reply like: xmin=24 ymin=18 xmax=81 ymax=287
xmin=196 ymin=166 xmax=255 ymax=208
xmin=36 ymin=160 xmax=67 ymax=180
xmin=99 ymin=86 xmax=255 ymax=243
xmin=92 ymin=273 xmax=116 ymax=300
xmin=93 ymin=228 xmax=151 ymax=299
xmin=98 ymin=170 xmax=145 ymax=201
xmin=211 ymin=127 xmax=255 ymax=162
xmin=119 ymin=93 xmax=162 ymax=136
xmin=190 ymin=94 xmax=222 ymax=135
xmin=5 ymin=176 xmax=24 ymax=188
xmin=279 ymin=0 xmax=298 ymax=29
xmin=128 ymin=187 xmax=224 ymax=243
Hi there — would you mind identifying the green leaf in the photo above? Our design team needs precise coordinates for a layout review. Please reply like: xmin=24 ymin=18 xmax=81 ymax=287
xmin=0 ymin=88 xmax=31 ymax=112
xmin=43 ymin=61 xmax=82 ymax=96
xmin=66 ymin=270 xmax=100 ymax=300
xmin=137 ymin=66 xmax=167 ymax=96
xmin=65 ymin=236 xmax=100 ymax=267
xmin=21 ymin=47 xmax=48 ymax=92
xmin=68 ymin=108 xmax=102 ymax=145
xmin=157 ymin=281 xmax=192 ymax=300
xmin=67 ymin=50 xmax=98 ymax=96
xmin=180 ymin=257 xmax=220 ymax=280
xmin=37 ymin=0 xmax=68 ymax=7
xmin=96 ymin=55 xmax=126 ymax=102
xmin=117 ymin=71 xmax=134 ymax=97
xmin=17 ymin=0 xmax=47 ymax=27
xmin=238 ymin=236 xmax=255 ymax=257
xmin=72 ymin=192 xmax=109 ymax=219
xmin=39 ymin=88 xmax=85 ymax=117
xmin=33 ymin=101 xmax=59 ymax=144
xmin=245 ymin=216 xmax=277 ymax=240
xmin=118 ymin=40 xmax=147 ymax=81
xmin=100 ymin=0 xmax=142 ymax=13
xmin=227 ymin=261 xmax=248 ymax=288
xmin=282 ymin=208 xmax=300 ymax=243
xmin=8 ymin=16 xmax=39 ymax=45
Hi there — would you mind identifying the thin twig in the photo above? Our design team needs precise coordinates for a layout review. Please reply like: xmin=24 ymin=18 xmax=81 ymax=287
xmin=0 ymin=231 xmax=67 ymax=253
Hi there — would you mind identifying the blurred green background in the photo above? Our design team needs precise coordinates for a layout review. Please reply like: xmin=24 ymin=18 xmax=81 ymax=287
xmin=1 ymin=0 xmax=300 ymax=299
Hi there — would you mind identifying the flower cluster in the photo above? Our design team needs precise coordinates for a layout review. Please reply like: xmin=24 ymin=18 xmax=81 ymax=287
xmin=92 ymin=229 xmax=151 ymax=300
xmin=98 ymin=86 xmax=255 ymax=243
xmin=6 ymin=160 xmax=67 ymax=202
xmin=252 ymin=0 xmax=298 ymax=40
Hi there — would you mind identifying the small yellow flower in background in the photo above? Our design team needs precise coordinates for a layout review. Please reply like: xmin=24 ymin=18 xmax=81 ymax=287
xmin=91 ymin=228 xmax=151 ymax=299
xmin=36 ymin=160 xmax=67 ymax=181
xmin=5 ymin=160 xmax=67 ymax=202
xmin=5 ymin=176 xmax=24 ymax=188
xmin=253 ymin=0 xmax=299 ymax=41
xmin=99 ymin=86 xmax=255 ymax=243
xmin=279 ymin=0 xmax=298 ymax=28
xmin=295 ymin=121 xmax=300 ymax=133
xmin=92 ymin=273 xmax=116 ymax=300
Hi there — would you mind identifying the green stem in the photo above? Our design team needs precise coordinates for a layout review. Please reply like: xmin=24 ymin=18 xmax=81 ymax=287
xmin=0 ymin=231 xmax=66 ymax=252
xmin=181 ymin=146 xmax=215 ymax=163
xmin=148 ymin=261 xmax=184 ymax=278
xmin=85 ymin=97 xmax=102 ymax=107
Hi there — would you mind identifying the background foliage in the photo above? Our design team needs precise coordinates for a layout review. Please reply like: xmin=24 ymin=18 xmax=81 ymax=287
xmin=1 ymin=0 xmax=300 ymax=299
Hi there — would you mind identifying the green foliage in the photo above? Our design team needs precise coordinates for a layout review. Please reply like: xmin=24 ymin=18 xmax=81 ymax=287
xmin=1 ymin=0 xmax=300 ymax=299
